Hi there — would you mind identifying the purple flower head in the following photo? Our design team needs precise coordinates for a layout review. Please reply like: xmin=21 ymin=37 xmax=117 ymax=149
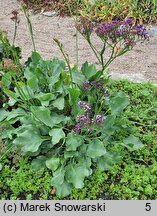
xmin=123 ymin=18 xmax=133 ymax=26
xmin=95 ymin=20 xmax=121 ymax=40
xmin=73 ymin=123 xmax=83 ymax=135
xmin=90 ymin=81 xmax=110 ymax=97
xmin=84 ymin=103 xmax=92 ymax=113
xmin=78 ymin=101 xmax=92 ymax=114
xmin=102 ymin=87 xmax=110 ymax=97
xmin=78 ymin=101 xmax=83 ymax=109
xmin=133 ymin=24 xmax=149 ymax=39
xmin=93 ymin=114 xmax=106 ymax=126
xmin=80 ymin=81 xmax=90 ymax=91
xmin=78 ymin=115 xmax=89 ymax=123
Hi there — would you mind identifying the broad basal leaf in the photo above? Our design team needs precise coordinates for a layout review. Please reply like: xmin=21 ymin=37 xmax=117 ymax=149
xmin=13 ymin=124 xmax=43 ymax=152
xmin=66 ymin=132 xmax=83 ymax=151
xmin=31 ymin=156 xmax=47 ymax=171
xmin=31 ymin=51 xmax=42 ymax=65
xmin=6 ymin=108 xmax=26 ymax=122
xmin=49 ymin=128 xmax=65 ymax=145
xmin=109 ymin=92 xmax=130 ymax=115
xmin=46 ymin=156 xmax=60 ymax=171
xmin=0 ymin=122 xmax=15 ymax=139
xmin=96 ymin=152 xmax=121 ymax=171
xmin=52 ymin=96 xmax=64 ymax=110
xmin=0 ymin=109 xmax=8 ymax=122
xmin=121 ymin=135 xmax=144 ymax=151
xmin=66 ymin=163 xmax=90 ymax=188
xmin=27 ymin=75 xmax=39 ymax=91
xmin=72 ymin=67 xmax=86 ymax=85
xmin=87 ymin=139 xmax=106 ymax=158
xmin=81 ymin=61 xmax=97 ymax=79
xmin=32 ymin=106 xmax=53 ymax=127
xmin=68 ymin=88 xmax=80 ymax=115
xmin=3 ymin=88 xmax=18 ymax=101
xmin=64 ymin=151 xmax=78 ymax=159
xmin=36 ymin=93 xmax=55 ymax=107
xmin=51 ymin=167 xmax=65 ymax=186
xmin=55 ymin=180 xmax=72 ymax=197
xmin=51 ymin=113 xmax=69 ymax=126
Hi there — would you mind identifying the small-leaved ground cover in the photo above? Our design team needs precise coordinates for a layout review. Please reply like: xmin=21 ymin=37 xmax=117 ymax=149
xmin=0 ymin=80 xmax=157 ymax=200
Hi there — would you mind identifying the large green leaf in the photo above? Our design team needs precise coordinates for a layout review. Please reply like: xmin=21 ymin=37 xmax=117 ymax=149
xmin=66 ymin=132 xmax=83 ymax=151
xmin=68 ymin=88 xmax=80 ymax=115
xmin=96 ymin=152 xmax=121 ymax=171
xmin=72 ymin=67 xmax=86 ymax=85
xmin=81 ymin=61 xmax=97 ymax=79
xmin=55 ymin=180 xmax=72 ymax=197
xmin=0 ymin=122 xmax=15 ymax=139
xmin=51 ymin=167 xmax=65 ymax=186
xmin=2 ymin=71 xmax=12 ymax=87
xmin=49 ymin=128 xmax=65 ymax=145
xmin=121 ymin=135 xmax=144 ymax=151
xmin=102 ymin=115 xmax=116 ymax=139
xmin=0 ymin=109 xmax=8 ymax=122
xmin=27 ymin=75 xmax=39 ymax=91
xmin=46 ymin=156 xmax=60 ymax=171
xmin=52 ymin=96 xmax=64 ymax=110
xmin=32 ymin=106 xmax=53 ymax=127
xmin=31 ymin=156 xmax=47 ymax=171
xmin=6 ymin=108 xmax=26 ymax=122
xmin=87 ymin=139 xmax=106 ymax=158
xmin=64 ymin=151 xmax=78 ymax=159
xmin=13 ymin=124 xmax=43 ymax=152
xmin=36 ymin=93 xmax=55 ymax=107
xmin=66 ymin=163 xmax=90 ymax=188
xmin=49 ymin=58 xmax=65 ymax=87
xmin=3 ymin=88 xmax=18 ymax=101
xmin=109 ymin=92 xmax=130 ymax=115
xmin=31 ymin=51 xmax=42 ymax=65
xmin=51 ymin=113 xmax=69 ymax=126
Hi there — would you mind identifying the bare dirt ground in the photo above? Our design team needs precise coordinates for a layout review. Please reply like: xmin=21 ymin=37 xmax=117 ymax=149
xmin=0 ymin=0 xmax=157 ymax=84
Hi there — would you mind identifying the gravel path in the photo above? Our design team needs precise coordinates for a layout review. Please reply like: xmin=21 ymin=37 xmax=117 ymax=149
xmin=0 ymin=0 xmax=157 ymax=84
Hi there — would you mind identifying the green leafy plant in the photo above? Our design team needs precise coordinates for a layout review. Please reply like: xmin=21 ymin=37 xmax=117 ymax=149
xmin=80 ymin=0 xmax=157 ymax=24
xmin=0 ymin=4 xmax=150 ymax=197
xmin=1 ymin=80 xmax=156 ymax=200
xmin=0 ymin=49 xmax=145 ymax=197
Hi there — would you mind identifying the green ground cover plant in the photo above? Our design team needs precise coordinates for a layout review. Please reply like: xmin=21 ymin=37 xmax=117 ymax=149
xmin=0 ymin=1 xmax=156 ymax=199
xmin=24 ymin=0 xmax=157 ymax=24
xmin=80 ymin=0 xmax=157 ymax=24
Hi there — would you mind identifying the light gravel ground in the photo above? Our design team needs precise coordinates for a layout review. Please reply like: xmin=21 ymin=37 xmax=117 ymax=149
xmin=0 ymin=0 xmax=157 ymax=84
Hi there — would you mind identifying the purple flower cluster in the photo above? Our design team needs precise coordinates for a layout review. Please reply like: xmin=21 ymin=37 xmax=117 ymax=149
xmin=78 ymin=101 xmax=92 ymax=115
xmin=80 ymin=81 xmax=90 ymax=91
xmin=80 ymin=80 xmax=110 ymax=97
xmin=73 ymin=114 xmax=91 ymax=134
xmin=73 ymin=101 xmax=106 ymax=134
xmin=73 ymin=123 xmax=83 ymax=135
xmin=77 ymin=18 xmax=149 ymax=48
xmin=93 ymin=114 xmax=106 ymax=126
xmin=95 ymin=20 xmax=122 ymax=41
xmin=133 ymin=24 xmax=149 ymax=39
xmin=73 ymin=113 xmax=106 ymax=135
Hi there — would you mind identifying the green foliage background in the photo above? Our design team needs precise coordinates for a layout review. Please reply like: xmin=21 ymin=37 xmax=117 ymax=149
xmin=26 ymin=0 xmax=157 ymax=24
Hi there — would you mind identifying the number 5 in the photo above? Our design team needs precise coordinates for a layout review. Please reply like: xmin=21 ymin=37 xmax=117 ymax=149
xmin=145 ymin=203 xmax=151 ymax=211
